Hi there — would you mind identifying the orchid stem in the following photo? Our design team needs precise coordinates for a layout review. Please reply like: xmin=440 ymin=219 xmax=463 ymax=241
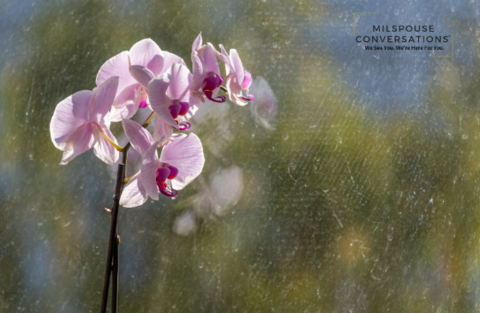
xmin=100 ymin=163 xmax=124 ymax=313
xmin=100 ymin=111 xmax=160 ymax=313
xmin=98 ymin=127 xmax=124 ymax=152
xmin=112 ymin=234 xmax=120 ymax=313
xmin=220 ymin=86 xmax=228 ymax=94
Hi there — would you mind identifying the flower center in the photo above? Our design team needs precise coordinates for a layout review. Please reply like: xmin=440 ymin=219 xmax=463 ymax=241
xmin=202 ymin=72 xmax=226 ymax=103
xmin=155 ymin=165 xmax=179 ymax=198
xmin=202 ymin=72 xmax=223 ymax=92
xmin=139 ymin=87 xmax=148 ymax=108
xmin=169 ymin=100 xmax=190 ymax=119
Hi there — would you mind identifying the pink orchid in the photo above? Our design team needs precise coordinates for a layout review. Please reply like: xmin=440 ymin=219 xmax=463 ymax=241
xmin=120 ymin=120 xmax=204 ymax=208
xmin=148 ymin=63 xmax=199 ymax=131
xmin=190 ymin=33 xmax=226 ymax=103
xmin=216 ymin=45 xmax=254 ymax=106
xmin=50 ymin=76 xmax=120 ymax=165
xmin=96 ymin=38 xmax=185 ymax=122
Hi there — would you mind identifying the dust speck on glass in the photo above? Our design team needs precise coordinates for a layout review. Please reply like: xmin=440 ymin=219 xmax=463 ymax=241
xmin=2 ymin=0 xmax=480 ymax=312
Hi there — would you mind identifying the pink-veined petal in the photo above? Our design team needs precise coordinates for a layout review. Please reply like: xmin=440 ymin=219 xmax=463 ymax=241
xmin=129 ymin=38 xmax=164 ymax=75
xmin=148 ymin=74 xmax=178 ymax=129
xmin=229 ymin=49 xmax=244 ymax=90
xmin=168 ymin=63 xmax=192 ymax=102
xmin=191 ymin=53 xmax=204 ymax=91
xmin=120 ymin=173 xmax=149 ymax=208
xmin=129 ymin=65 xmax=155 ymax=89
xmin=96 ymin=51 xmax=136 ymax=97
xmin=217 ymin=44 xmax=232 ymax=68
xmin=50 ymin=90 xmax=92 ymax=150
xmin=141 ymin=142 xmax=161 ymax=200
xmin=89 ymin=76 xmax=119 ymax=123
xmin=227 ymin=78 xmax=248 ymax=106
xmin=60 ymin=123 xmax=96 ymax=165
xmin=109 ymin=103 xmax=138 ymax=122
xmin=109 ymin=83 xmax=140 ymax=122
xmin=198 ymin=44 xmax=220 ymax=76
xmin=122 ymin=119 xmax=154 ymax=156
xmin=160 ymin=133 xmax=205 ymax=190
xmin=153 ymin=116 xmax=173 ymax=146
xmin=92 ymin=123 xmax=119 ymax=165
xmin=161 ymin=51 xmax=186 ymax=73
xmin=192 ymin=33 xmax=202 ymax=52
xmin=126 ymin=148 xmax=142 ymax=178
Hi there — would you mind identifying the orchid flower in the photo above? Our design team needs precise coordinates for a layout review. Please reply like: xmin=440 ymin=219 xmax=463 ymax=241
xmin=120 ymin=120 xmax=204 ymax=208
xmin=148 ymin=63 xmax=199 ymax=132
xmin=50 ymin=76 xmax=120 ymax=165
xmin=215 ymin=45 xmax=254 ymax=106
xmin=96 ymin=38 xmax=185 ymax=122
xmin=190 ymin=33 xmax=226 ymax=103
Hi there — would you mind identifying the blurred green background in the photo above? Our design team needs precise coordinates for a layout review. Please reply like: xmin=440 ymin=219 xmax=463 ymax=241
xmin=2 ymin=0 xmax=480 ymax=312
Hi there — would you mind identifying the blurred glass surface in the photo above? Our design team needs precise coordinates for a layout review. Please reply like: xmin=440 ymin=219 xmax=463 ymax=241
xmin=2 ymin=0 xmax=480 ymax=312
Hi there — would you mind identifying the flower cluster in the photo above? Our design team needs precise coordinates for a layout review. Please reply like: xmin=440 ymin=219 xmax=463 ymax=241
xmin=49 ymin=34 xmax=254 ymax=208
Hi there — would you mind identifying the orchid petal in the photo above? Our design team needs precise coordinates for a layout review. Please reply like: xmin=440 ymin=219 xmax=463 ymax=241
xmin=148 ymin=74 xmax=178 ymax=129
xmin=129 ymin=65 xmax=155 ymax=89
xmin=50 ymin=90 xmax=92 ymax=150
xmin=230 ymin=49 xmax=244 ymax=90
xmin=126 ymin=148 xmax=142 ymax=178
xmin=198 ymin=44 xmax=220 ymax=76
xmin=217 ymin=44 xmax=232 ymax=68
xmin=153 ymin=116 xmax=173 ymax=146
xmin=243 ymin=71 xmax=252 ymax=90
xmin=161 ymin=51 xmax=186 ymax=73
xmin=89 ymin=76 xmax=119 ymax=123
xmin=168 ymin=63 xmax=192 ymax=102
xmin=109 ymin=83 xmax=140 ymax=122
xmin=226 ymin=77 xmax=247 ymax=106
xmin=141 ymin=142 xmax=161 ymax=200
xmin=122 ymin=119 xmax=154 ymax=156
xmin=129 ymin=38 xmax=164 ymax=75
xmin=120 ymin=173 xmax=149 ymax=208
xmin=192 ymin=33 xmax=202 ymax=52
xmin=96 ymin=51 xmax=136 ymax=97
xmin=92 ymin=124 xmax=119 ymax=165
xmin=60 ymin=123 xmax=96 ymax=165
xmin=191 ymin=53 xmax=204 ymax=91
xmin=160 ymin=133 xmax=205 ymax=190
xmin=109 ymin=103 xmax=138 ymax=122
